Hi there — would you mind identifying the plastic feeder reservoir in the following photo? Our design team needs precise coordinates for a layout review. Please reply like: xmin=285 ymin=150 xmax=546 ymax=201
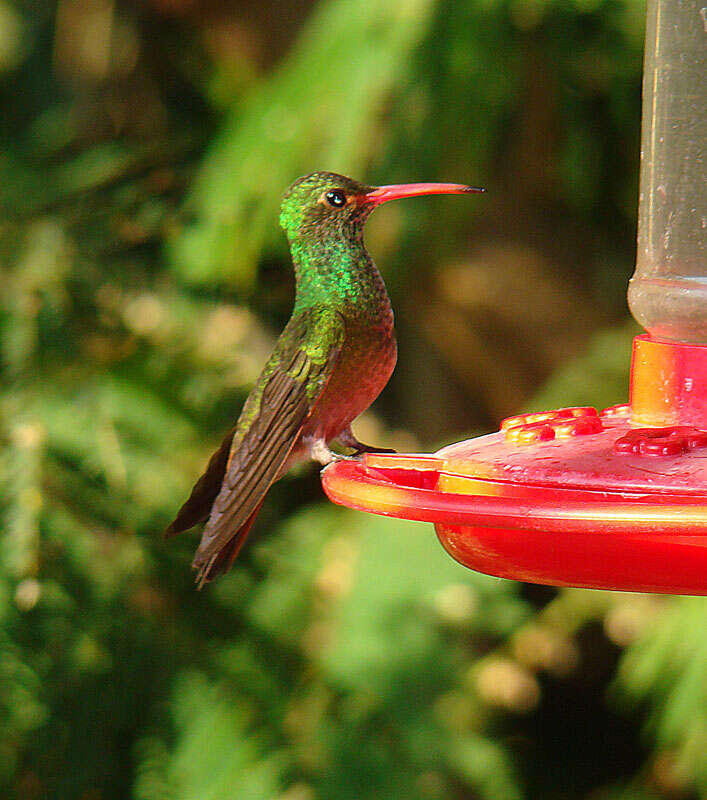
xmin=322 ymin=0 xmax=707 ymax=595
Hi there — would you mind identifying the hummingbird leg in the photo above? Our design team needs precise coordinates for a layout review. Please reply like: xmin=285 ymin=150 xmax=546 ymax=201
xmin=308 ymin=438 xmax=349 ymax=465
xmin=337 ymin=426 xmax=397 ymax=456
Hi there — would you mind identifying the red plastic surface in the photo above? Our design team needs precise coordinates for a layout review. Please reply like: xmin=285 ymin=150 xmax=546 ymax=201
xmin=322 ymin=337 xmax=707 ymax=594
xmin=631 ymin=335 xmax=707 ymax=427
xmin=323 ymin=452 xmax=707 ymax=595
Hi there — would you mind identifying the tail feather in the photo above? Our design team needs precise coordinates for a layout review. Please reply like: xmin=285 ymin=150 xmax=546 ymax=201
xmin=164 ymin=429 xmax=235 ymax=538
xmin=194 ymin=500 xmax=264 ymax=588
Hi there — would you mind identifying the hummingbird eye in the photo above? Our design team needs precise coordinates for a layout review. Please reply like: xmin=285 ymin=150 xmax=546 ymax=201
xmin=325 ymin=189 xmax=347 ymax=208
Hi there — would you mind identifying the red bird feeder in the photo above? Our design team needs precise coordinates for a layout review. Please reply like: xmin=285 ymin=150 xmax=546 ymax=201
xmin=322 ymin=0 xmax=707 ymax=595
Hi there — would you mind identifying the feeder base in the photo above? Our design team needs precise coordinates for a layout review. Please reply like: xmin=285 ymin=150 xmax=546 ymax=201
xmin=322 ymin=337 xmax=707 ymax=595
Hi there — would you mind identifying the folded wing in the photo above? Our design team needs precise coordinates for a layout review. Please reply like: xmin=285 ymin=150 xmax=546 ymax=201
xmin=168 ymin=307 xmax=345 ymax=585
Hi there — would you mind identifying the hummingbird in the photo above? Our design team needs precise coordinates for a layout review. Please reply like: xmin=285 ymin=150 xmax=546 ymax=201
xmin=165 ymin=172 xmax=483 ymax=586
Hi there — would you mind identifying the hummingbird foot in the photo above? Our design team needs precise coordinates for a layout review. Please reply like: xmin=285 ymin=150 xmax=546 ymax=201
xmin=307 ymin=437 xmax=362 ymax=465
xmin=337 ymin=427 xmax=397 ymax=456
xmin=308 ymin=438 xmax=346 ymax=465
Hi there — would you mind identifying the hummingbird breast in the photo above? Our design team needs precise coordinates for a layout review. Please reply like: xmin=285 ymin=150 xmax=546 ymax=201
xmin=301 ymin=301 xmax=397 ymax=444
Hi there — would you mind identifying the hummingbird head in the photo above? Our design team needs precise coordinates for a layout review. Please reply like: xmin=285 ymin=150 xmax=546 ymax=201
xmin=280 ymin=171 xmax=484 ymax=243
xmin=279 ymin=172 xmax=375 ymax=242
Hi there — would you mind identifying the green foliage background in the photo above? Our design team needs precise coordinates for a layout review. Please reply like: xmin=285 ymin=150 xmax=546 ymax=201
xmin=0 ymin=0 xmax=705 ymax=798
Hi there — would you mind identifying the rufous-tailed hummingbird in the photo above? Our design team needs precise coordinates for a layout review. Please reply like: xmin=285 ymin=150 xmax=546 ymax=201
xmin=166 ymin=172 xmax=483 ymax=585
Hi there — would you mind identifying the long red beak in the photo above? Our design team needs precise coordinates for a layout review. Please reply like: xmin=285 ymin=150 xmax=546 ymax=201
xmin=362 ymin=182 xmax=485 ymax=206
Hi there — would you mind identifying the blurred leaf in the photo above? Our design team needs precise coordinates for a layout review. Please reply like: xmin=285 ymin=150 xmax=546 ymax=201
xmin=140 ymin=671 xmax=286 ymax=800
xmin=525 ymin=320 xmax=639 ymax=413
xmin=322 ymin=513 xmax=527 ymax=692
xmin=447 ymin=735 xmax=523 ymax=800
xmin=616 ymin=597 xmax=707 ymax=796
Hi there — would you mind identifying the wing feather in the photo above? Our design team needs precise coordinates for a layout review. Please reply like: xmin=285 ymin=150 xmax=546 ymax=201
xmin=190 ymin=308 xmax=345 ymax=573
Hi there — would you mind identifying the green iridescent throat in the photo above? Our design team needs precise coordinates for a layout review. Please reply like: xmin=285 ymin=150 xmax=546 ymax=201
xmin=288 ymin=233 xmax=376 ymax=309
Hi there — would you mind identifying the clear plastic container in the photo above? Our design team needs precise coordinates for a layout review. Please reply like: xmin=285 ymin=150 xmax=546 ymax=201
xmin=627 ymin=0 xmax=707 ymax=342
